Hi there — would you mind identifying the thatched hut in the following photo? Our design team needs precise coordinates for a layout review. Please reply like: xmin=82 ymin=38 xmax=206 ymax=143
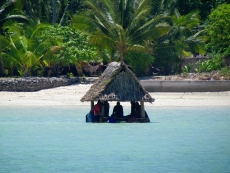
xmin=81 ymin=62 xmax=155 ymax=122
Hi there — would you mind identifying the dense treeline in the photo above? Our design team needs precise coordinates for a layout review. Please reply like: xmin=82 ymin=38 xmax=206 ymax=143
xmin=0 ymin=0 xmax=230 ymax=77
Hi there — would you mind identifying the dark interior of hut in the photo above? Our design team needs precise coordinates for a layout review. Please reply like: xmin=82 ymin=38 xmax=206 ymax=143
xmin=86 ymin=101 xmax=150 ymax=123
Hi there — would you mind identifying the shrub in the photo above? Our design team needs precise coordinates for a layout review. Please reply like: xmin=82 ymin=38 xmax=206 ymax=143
xmin=125 ymin=52 xmax=154 ymax=76
xmin=206 ymin=4 xmax=230 ymax=54
xmin=182 ymin=63 xmax=193 ymax=75
xmin=219 ymin=67 xmax=230 ymax=76
xmin=196 ymin=55 xmax=224 ymax=72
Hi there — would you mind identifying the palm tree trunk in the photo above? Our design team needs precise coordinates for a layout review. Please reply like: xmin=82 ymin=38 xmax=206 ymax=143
xmin=119 ymin=47 xmax=125 ymax=64
xmin=75 ymin=63 xmax=83 ymax=76
xmin=59 ymin=3 xmax=69 ymax=26
xmin=23 ymin=0 xmax=31 ymax=17
xmin=0 ymin=59 xmax=5 ymax=77
xmin=120 ymin=55 xmax=124 ymax=64
xmin=52 ymin=0 xmax=57 ymax=24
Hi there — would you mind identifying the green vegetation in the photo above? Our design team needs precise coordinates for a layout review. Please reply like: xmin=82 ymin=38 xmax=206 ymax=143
xmin=206 ymin=3 xmax=230 ymax=54
xmin=196 ymin=57 xmax=223 ymax=73
xmin=0 ymin=19 xmax=61 ymax=76
xmin=219 ymin=67 xmax=230 ymax=77
xmin=176 ymin=0 xmax=230 ymax=21
xmin=71 ymin=0 xmax=171 ymax=64
xmin=42 ymin=26 xmax=100 ymax=76
xmin=154 ymin=10 xmax=205 ymax=74
xmin=182 ymin=64 xmax=193 ymax=75
xmin=125 ymin=52 xmax=154 ymax=76
xmin=196 ymin=52 xmax=225 ymax=73
xmin=0 ymin=0 xmax=230 ymax=77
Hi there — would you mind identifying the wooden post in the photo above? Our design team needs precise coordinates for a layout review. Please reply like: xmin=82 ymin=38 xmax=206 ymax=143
xmin=101 ymin=101 xmax=105 ymax=116
xmin=91 ymin=101 xmax=94 ymax=111
xmin=140 ymin=101 xmax=145 ymax=118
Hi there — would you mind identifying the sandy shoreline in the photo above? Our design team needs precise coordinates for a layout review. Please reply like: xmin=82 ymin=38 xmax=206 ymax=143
xmin=0 ymin=84 xmax=230 ymax=107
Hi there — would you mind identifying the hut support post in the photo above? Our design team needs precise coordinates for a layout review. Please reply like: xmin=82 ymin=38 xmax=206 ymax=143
xmin=140 ymin=101 xmax=145 ymax=118
xmin=91 ymin=101 xmax=94 ymax=111
xmin=101 ymin=101 xmax=105 ymax=116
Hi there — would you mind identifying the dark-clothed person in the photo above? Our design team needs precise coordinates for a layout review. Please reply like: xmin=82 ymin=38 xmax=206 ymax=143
xmin=134 ymin=102 xmax=141 ymax=118
xmin=113 ymin=102 xmax=123 ymax=118
xmin=103 ymin=101 xmax=110 ymax=117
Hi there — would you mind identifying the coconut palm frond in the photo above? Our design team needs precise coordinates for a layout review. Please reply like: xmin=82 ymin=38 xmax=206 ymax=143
xmin=18 ymin=35 xmax=28 ymax=51
xmin=0 ymin=0 xmax=15 ymax=14
xmin=21 ymin=51 xmax=38 ymax=67
xmin=2 ymin=14 xmax=30 ymax=22
xmin=2 ymin=20 xmax=23 ymax=36
xmin=127 ymin=44 xmax=146 ymax=53
xmin=72 ymin=0 xmax=172 ymax=63
xmin=30 ymin=22 xmax=50 ymax=40
xmin=88 ymin=30 xmax=116 ymax=49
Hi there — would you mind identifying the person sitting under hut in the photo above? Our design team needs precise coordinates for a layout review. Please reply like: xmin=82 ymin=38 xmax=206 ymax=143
xmin=103 ymin=101 xmax=110 ymax=117
xmin=112 ymin=102 xmax=123 ymax=118
xmin=93 ymin=101 xmax=102 ymax=122
xmin=130 ymin=101 xmax=135 ymax=117
xmin=133 ymin=102 xmax=141 ymax=118
xmin=86 ymin=108 xmax=94 ymax=122
xmin=108 ymin=114 xmax=116 ymax=123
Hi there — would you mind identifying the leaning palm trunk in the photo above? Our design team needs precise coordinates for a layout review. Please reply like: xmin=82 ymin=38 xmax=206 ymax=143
xmin=52 ymin=0 xmax=57 ymax=24
xmin=120 ymin=55 xmax=125 ymax=64
xmin=23 ymin=64 xmax=29 ymax=77
xmin=0 ymin=59 xmax=5 ymax=76
xmin=59 ymin=3 xmax=69 ymax=26
xmin=75 ymin=62 xmax=83 ymax=76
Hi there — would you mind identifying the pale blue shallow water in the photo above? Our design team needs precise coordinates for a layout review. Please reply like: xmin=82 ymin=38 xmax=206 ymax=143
xmin=0 ymin=106 xmax=230 ymax=173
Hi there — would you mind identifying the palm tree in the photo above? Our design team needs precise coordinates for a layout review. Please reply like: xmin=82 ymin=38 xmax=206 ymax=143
xmin=0 ymin=0 xmax=26 ymax=76
xmin=23 ymin=0 xmax=72 ymax=25
xmin=0 ymin=34 xmax=24 ymax=76
xmin=0 ymin=0 xmax=29 ymax=33
xmin=153 ymin=10 xmax=206 ymax=74
xmin=150 ymin=0 xmax=177 ymax=16
xmin=1 ymin=19 xmax=61 ymax=76
xmin=71 ymin=0 xmax=172 ymax=64
xmin=172 ymin=10 xmax=205 ymax=57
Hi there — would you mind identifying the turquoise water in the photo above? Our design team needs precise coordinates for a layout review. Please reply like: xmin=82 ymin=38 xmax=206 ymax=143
xmin=0 ymin=106 xmax=230 ymax=173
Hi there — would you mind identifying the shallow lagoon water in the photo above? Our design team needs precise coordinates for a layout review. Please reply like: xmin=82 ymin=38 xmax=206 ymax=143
xmin=0 ymin=106 xmax=230 ymax=173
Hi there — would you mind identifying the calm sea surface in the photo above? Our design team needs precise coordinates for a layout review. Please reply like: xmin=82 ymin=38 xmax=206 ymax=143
xmin=0 ymin=106 xmax=230 ymax=173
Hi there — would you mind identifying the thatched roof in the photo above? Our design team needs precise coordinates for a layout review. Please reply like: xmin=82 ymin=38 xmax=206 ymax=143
xmin=80 ymin=62 xmax=155 ymax=103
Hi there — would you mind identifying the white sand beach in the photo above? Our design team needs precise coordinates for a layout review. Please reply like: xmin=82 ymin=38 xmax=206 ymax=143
xmin=0 ymin=84 xmax=230 ymax=107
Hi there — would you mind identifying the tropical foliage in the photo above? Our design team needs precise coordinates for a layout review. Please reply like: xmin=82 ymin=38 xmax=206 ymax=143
xmin=0 ymin=19 xmax=61 ymax=76
xmin=42 ymin=26 xmax=100 ymax=76
xmin=206 ymin=3 xmax=230 ymax=54
xmin=0 ymin=0 xmax=229 ymax=77
xmin=176 ymin=0 xmax=230 ymax=21
xmin=153 ymin=10 xmax=206 ymax=74
xmin=71 ymin=0 xmax=171 ymax=64
xmin=125 ymin=52 xmax=154 ymax=76
xmin=0 ymin=0 xmax=29 ymax=33
xmin=196 ymin=56 xmax=224 ymax=72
